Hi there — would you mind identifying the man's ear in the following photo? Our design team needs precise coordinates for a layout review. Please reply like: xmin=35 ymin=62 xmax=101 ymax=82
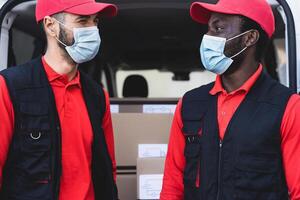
xmin=43 ymin=16 xmax=58 ymax=37
xmin=244 ymin=29 xmax=259 ymax=47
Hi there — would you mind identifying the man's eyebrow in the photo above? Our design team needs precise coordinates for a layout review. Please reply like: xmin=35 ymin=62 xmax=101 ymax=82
xmin=75 ymin=15 xmax=91 ymax=21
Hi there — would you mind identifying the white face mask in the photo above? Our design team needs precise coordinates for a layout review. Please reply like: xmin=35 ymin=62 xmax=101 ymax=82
xmin=54 ymin=19 xmax=101 ymax=64
xmin=200 ymin=30 xmax=252 ymax=74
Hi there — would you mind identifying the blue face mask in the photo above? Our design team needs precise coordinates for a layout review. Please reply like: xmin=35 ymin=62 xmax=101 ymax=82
xmin=199 ymin=30 xmax=251 ymax=75
xmin=54 ymin=19 xmax=101 ymax=64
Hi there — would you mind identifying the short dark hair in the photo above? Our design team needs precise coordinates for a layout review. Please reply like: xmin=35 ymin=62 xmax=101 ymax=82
xmin=239 ymin=16 xmax=271 ymax=62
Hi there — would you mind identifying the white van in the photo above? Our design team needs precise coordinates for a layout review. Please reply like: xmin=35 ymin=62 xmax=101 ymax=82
xmin=0 ymin=0 xmax=299 ymax=199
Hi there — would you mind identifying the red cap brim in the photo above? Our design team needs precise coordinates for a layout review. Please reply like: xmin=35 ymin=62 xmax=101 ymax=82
xmin=190 ymin=2 xmax=239 ymax=24
xmin=65 ymin=2 xmax=118 ymax=18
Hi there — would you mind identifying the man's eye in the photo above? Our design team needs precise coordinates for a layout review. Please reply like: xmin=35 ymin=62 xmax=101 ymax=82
xmin=216 ymin=27 xmax=223 ymax=32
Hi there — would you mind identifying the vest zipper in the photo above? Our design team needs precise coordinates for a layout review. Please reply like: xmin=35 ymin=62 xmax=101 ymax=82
xmin=216 ymin=140 xmax=223 ymax=200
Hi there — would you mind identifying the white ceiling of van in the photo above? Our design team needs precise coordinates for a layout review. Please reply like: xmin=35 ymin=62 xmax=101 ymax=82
xmin=0 ymin=0 xmax=7 ymax=8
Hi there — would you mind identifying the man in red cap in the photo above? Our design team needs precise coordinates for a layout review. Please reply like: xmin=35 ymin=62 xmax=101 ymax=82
xmin=161 ymin=0 xmax=300 ymax=199
xmin=0 ymin=0 xmax=118 ymax=199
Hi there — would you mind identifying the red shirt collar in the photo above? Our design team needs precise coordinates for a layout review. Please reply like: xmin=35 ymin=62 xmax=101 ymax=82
xmin=210 ymin=64 xmax=263 ymax=95
xmin=42 ymin=56 xmax=81 ymax=88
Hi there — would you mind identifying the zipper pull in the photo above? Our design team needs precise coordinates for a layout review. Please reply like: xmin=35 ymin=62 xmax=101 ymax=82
xmin=219 ymin=140 xmax=223 ymax=148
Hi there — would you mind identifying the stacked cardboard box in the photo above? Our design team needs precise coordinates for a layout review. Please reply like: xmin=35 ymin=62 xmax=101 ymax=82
xmin=137 ymin=144 xmax=167 ymax=200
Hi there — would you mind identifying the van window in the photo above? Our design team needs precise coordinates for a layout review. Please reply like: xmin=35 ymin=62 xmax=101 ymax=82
xmin=116 ymin=69 xmax=216 ymax=98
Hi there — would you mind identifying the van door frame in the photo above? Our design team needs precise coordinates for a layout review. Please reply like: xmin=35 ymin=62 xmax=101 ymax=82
xmin=276 ymin=0 xmax=297 ymax=92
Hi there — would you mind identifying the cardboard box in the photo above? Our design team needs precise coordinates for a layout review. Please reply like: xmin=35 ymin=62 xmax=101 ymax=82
xmin=137 ymin=157 xmax=166 ymax=200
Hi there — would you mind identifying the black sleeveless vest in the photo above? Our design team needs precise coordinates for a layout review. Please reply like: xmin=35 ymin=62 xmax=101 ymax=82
xmin=181 ymin=72 xmax=293 ymax=200
xmin=0 ymin=58 xmax=118 ymax=200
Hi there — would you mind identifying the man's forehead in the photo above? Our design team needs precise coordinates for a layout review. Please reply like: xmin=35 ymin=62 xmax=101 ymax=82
xmin=209 ymin=13 xmax=241 ymax=21
xmin=209 ymin=13 xmax=241 ymax=24
xmin=64 ymin=13 xmax=98 ymax=20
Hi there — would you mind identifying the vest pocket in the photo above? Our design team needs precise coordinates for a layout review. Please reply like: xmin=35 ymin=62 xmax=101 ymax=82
xmin=19 ymin=102 xmax=50 ymax=131
xmin=9 ymin=175 xmax=52 ymax=200
xmin=19 ymin=102 xmax=51 ymax=152
xmin=17 ymin=102 xmax=51 ymax=182
xmin=183 ymin=140 xmax=201 ymax=188
xmin=182 ymin=112 xmax=204 ymax=189
xmin=17 ymin=131 xmax=51 ymax=182
xmin=20 ymin=130 xmax=50 ymax=152
xmin=234 ymin=154 xmax=279 ymax=199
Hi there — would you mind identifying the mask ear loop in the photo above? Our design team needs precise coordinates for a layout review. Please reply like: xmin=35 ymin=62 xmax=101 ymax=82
xmin=51 ymin=18 xmax=73 ymax=47
xmin=227 ymin=29 xmax=254 ymax=59
xmin=227 ymin=29 xmax=254 ymax=42
xmin=230 ymin=46 xmax=248 ymax=59
xmin=52 ymin=18 xmax=72 ymax=31
xmin=55 ymin=37 xmax=68 ymax=47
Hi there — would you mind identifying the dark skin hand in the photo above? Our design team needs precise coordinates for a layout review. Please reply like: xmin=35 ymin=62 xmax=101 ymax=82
xmin=206 ymin=13 xmax=260 ymax=93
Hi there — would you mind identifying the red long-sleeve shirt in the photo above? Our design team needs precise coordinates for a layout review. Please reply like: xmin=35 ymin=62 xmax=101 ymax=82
xmin=0 ymin=57 xmax=116 ymax=200
xmin=160 ymin=65 xmax=300 ymax=200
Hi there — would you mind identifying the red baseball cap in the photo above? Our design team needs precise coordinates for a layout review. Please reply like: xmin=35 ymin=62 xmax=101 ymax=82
xmin=190 ymin=0 xmax=275 ymax=38
xmin=36 ymin=0 xmax=118 ymax=22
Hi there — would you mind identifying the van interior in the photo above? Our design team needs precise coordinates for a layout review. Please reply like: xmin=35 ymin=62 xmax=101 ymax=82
xmin=0 ymin=0 xmax=291 ymax=199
